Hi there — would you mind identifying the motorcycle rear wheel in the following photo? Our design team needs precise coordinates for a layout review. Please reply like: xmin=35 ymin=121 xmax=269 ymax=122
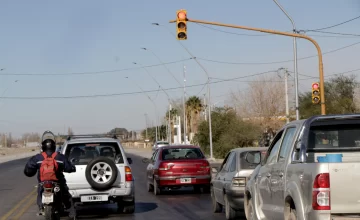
xmin=44 ymin=205 xmax=60 ymax=220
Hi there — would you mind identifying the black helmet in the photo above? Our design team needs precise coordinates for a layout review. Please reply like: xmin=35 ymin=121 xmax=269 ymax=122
xmin=41 ymin=130 xmax=56 ymax=152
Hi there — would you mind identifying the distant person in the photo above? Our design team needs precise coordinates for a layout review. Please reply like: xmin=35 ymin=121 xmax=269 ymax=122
xmin=23 ymin=130 xmax=77 ymax=219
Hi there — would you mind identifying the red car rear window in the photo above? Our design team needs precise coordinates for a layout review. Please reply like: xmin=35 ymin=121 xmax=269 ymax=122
xmin=161 ymin=148 xmax=204 ymax=160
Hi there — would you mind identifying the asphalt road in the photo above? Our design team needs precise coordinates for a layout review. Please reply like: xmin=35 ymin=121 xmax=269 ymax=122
xmin=0 ymin=149 xmax=244 ymax=220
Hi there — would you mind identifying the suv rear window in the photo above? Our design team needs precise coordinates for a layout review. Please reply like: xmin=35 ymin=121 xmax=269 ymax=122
xmin=161 ymin=148 xmax=204 ymax=160
xmin=308 ymin=121 xmax=360 ymax=152
xmin=65 ymin=142 xmax=123 ymax=165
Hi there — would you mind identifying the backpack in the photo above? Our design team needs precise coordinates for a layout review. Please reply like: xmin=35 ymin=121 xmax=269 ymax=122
xmin=40 ymin=152 xmax=59 ymax=182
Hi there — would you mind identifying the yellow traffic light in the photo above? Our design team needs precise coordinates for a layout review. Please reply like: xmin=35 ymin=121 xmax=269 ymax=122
xmin=312 ymin=82 xmax=320 ymax=104
xmin=176 ymin=9 xmax=187 ymax=40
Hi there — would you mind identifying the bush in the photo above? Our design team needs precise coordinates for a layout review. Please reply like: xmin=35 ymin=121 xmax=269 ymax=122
xmin=193 ymin=107 xmax=261 ymax=158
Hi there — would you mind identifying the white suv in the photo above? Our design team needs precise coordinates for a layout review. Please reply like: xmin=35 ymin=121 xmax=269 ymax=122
xmin=60 ymin=135 xmax=135 ymax=213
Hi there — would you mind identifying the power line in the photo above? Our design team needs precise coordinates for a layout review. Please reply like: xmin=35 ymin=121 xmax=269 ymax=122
xmin=1 ymin=67 xmax=359 ymax=100
xmin=307 ymin=30 xmax=360 ymax=37
xmin=0 ymin=70 xmax=276 ymax=100
xmin=197 ymin=40 xmax=360 ymax=65
xmin=0 ymin=58 xmax=193 ymax=76
xmin=306 ymin=15 xmax=360 ymax=31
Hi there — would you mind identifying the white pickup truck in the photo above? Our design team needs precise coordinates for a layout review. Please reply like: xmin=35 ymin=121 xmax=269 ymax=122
xmin=245 ymin=114 xmax=360 ymax=220
xmin=60 ymin=135 xmax=135 ymax=214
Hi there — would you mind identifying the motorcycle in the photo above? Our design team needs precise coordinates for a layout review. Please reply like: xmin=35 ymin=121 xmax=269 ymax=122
xmin=40 ymin=181 xmax=62 ymax=220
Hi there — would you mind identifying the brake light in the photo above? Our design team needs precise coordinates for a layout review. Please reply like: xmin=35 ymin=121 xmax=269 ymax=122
xmin=159 ymin=162 xmax=174 ymax=171
xmin=232 ymin=177 xmax=246 ymax=187
xmin=43 ymin=182 xmax=53 ymax=188
xmin=125 ymin=166 xmax=133 ymax=181
xmin=312 ymin=173 xmax=330 ymax=210
xmin=199 ymin=161 xmax=210 ymax=173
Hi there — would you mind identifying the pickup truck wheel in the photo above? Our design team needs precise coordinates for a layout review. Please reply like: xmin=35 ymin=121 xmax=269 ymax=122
xmin=247 ymin=198 xmax=255 ymax=220
xmin=85 ymin=156 xmax=118 ymax=191
xmin=211 ymin=186 xmax=222 ymax=213
xmin=288 ymin=208 xmax=297 ymax=220
xmin=225 ymin=195 xmax=239 ymax=220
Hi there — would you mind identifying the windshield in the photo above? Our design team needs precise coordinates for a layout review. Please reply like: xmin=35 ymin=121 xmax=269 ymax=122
xmin=161 ymin=148 xmax=204 ymax=160
xmin=65 ymin=142 xmax=123 ymax=165
xmin=308 ymin=122 xmax=360 ymax=151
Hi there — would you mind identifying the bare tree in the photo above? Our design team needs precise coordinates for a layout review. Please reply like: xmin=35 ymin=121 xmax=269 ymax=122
xmin=231 ymin=73 xmax=286 ymax=128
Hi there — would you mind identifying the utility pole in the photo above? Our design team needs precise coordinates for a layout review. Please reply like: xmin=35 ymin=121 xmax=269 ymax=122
xmin=203 ymin=94 xmax=207 ymax=121
xmin=4 ymin=133 xmax=7 ymax=148
xmin=278 ymin=68 xmax=290 ymax=123
xmin=144 ymin=114 xmax=148 ymax=140
xmin=183 ymin=65 xmax=187 ymax=144
xmin=272 ymin=0 xmax=300 ymax=120
xmin=168 ymin=104 xmax=172 ymax=144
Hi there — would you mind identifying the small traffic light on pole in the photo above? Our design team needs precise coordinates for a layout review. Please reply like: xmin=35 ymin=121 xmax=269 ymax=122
xmin=312 ymin=82 xmax=321 ymax=104
xmin=176 ymin=9 xmax=187 ymax=40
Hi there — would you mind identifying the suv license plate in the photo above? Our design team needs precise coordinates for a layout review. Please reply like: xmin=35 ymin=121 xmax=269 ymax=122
xmin=180 ymin=178 xmax=192 ymax=183
xmin=42 ymin=194 xmax=54 ymax=204
xmin=81 ymin=195 xmax=108 ymax=202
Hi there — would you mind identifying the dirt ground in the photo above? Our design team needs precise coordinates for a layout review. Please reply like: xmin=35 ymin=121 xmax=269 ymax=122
xmin=0 ymin=147 xmax=38 ymax=156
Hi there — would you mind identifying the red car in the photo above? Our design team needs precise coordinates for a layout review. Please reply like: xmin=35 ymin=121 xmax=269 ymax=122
xmin=143 ymin=145 xmax=211 ymax=195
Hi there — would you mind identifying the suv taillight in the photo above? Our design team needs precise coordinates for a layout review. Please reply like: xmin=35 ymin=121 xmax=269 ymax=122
xmin=159 ymin=162 xmax=174 ymax=171
xmin=312 ymin=173 xmax=330 ymax=210
xmin=125 ymin=166 xmax=133 ymax=181
xmin=232 ymin=177 xmax=246 ymax=187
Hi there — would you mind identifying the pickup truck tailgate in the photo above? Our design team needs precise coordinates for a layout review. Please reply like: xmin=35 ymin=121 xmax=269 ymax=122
xmin=329 ymin=163 xmax=360 ymax=213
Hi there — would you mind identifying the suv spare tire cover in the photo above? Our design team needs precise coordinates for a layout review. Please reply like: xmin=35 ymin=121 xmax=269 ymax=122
xmin=85 ymin=156 xmax=118 ymax=191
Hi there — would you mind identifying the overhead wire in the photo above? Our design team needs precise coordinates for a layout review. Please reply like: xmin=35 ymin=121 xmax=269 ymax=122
xmin=1 ymin=66 xmax=359 ymax=100
xmin=306 ymin=15 xmax=360 ymax=31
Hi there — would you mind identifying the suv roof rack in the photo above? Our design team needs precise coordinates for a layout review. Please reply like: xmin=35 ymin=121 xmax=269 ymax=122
xmin=65 ymin=134 xmax=118 ymax=141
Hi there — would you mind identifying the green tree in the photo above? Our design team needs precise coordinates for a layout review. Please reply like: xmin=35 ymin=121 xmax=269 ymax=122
xmin=193 ymin=107 xmax=261 ymax=158
xmin=141 ymin=125 xmax=167 ymax=143
xmin=299 ymin=75 xmax=359 ymax=118
xmin=185 ymin=96 xmax=203 ymax=137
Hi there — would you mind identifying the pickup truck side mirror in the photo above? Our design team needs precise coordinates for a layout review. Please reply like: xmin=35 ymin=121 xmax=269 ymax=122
xmin=245 ymin=151 xmax=262 ymax=165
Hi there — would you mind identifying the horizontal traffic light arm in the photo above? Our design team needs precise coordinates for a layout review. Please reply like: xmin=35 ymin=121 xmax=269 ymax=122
xmin=170 ymin=17 xmax=326 ymax=115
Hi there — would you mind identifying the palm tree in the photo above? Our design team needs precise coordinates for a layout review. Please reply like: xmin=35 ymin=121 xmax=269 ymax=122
xmin=185 ymin=96 xmax=203 ymax=139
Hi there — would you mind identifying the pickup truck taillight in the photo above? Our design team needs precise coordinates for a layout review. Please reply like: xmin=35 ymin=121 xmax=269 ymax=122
xmin=125 ymin=166 xmax=133 ymax=181
xmin=312 ymin=173 xmax=330 ymax=210
xmin=232 ymin=177 xmax=246 ymax=187
xmin=159 ymin=162 xmax=174 ymax=171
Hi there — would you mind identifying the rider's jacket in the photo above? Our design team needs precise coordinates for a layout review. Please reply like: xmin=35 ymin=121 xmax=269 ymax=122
xmin=24 ymin=150 xmax=75 ymax=184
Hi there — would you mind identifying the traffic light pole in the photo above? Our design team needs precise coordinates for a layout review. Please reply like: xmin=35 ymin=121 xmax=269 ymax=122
xmin=170 ymin=18 xmax=326 ymax=115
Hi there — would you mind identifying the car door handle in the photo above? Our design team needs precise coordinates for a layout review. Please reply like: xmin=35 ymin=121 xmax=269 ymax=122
xmin=266 ymin=173 xmax=271 ymax=178
xmin=279 ymin=172 xmax=284 ymax=178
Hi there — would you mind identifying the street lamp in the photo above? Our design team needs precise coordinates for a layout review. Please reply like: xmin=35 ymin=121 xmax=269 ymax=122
xmin=152 ymin=22 xmax=214 ymax=160
xmin=272 ymin=0 xmax=299 ymax=120
xmin=125 ymin=76 xmax=159 ymax=142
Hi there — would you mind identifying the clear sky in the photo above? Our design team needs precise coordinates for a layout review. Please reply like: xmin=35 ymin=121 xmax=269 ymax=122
xmin=0 ymin=0 xmax=359 ymax=136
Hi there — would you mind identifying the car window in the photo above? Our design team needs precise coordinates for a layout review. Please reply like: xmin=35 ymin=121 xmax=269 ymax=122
xmin=219 ymin=152 xmax=231 ymax=172
xmin=65 ymin=142 xmax=123 ymax=165
xmin=161 ymin=148 xmax=204 ymax=160
xmin=224 ymin=152 xmax=235 ymax=171
xmin=265 ymin=130 xmax=284 ymax=165
xmin=278 ymin=127 xmax=297 ymax=162
xmin=229 ymin=153 xmax=237 ymax=172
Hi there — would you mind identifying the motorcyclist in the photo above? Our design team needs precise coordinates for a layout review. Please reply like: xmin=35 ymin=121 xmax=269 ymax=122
xmin=23 ymin=131 xmax=77 ymax=219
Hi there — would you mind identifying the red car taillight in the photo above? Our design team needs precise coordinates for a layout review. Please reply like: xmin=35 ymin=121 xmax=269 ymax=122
xmin=159 ymin=162 xmax=174 ymax=171
xmin=125 ymin=166 xmax=133 ymax=181
xmin=312 ymin=173 xmax=330 ymax=210
xmin=199 ymin=160 xmax=210 ymax=173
